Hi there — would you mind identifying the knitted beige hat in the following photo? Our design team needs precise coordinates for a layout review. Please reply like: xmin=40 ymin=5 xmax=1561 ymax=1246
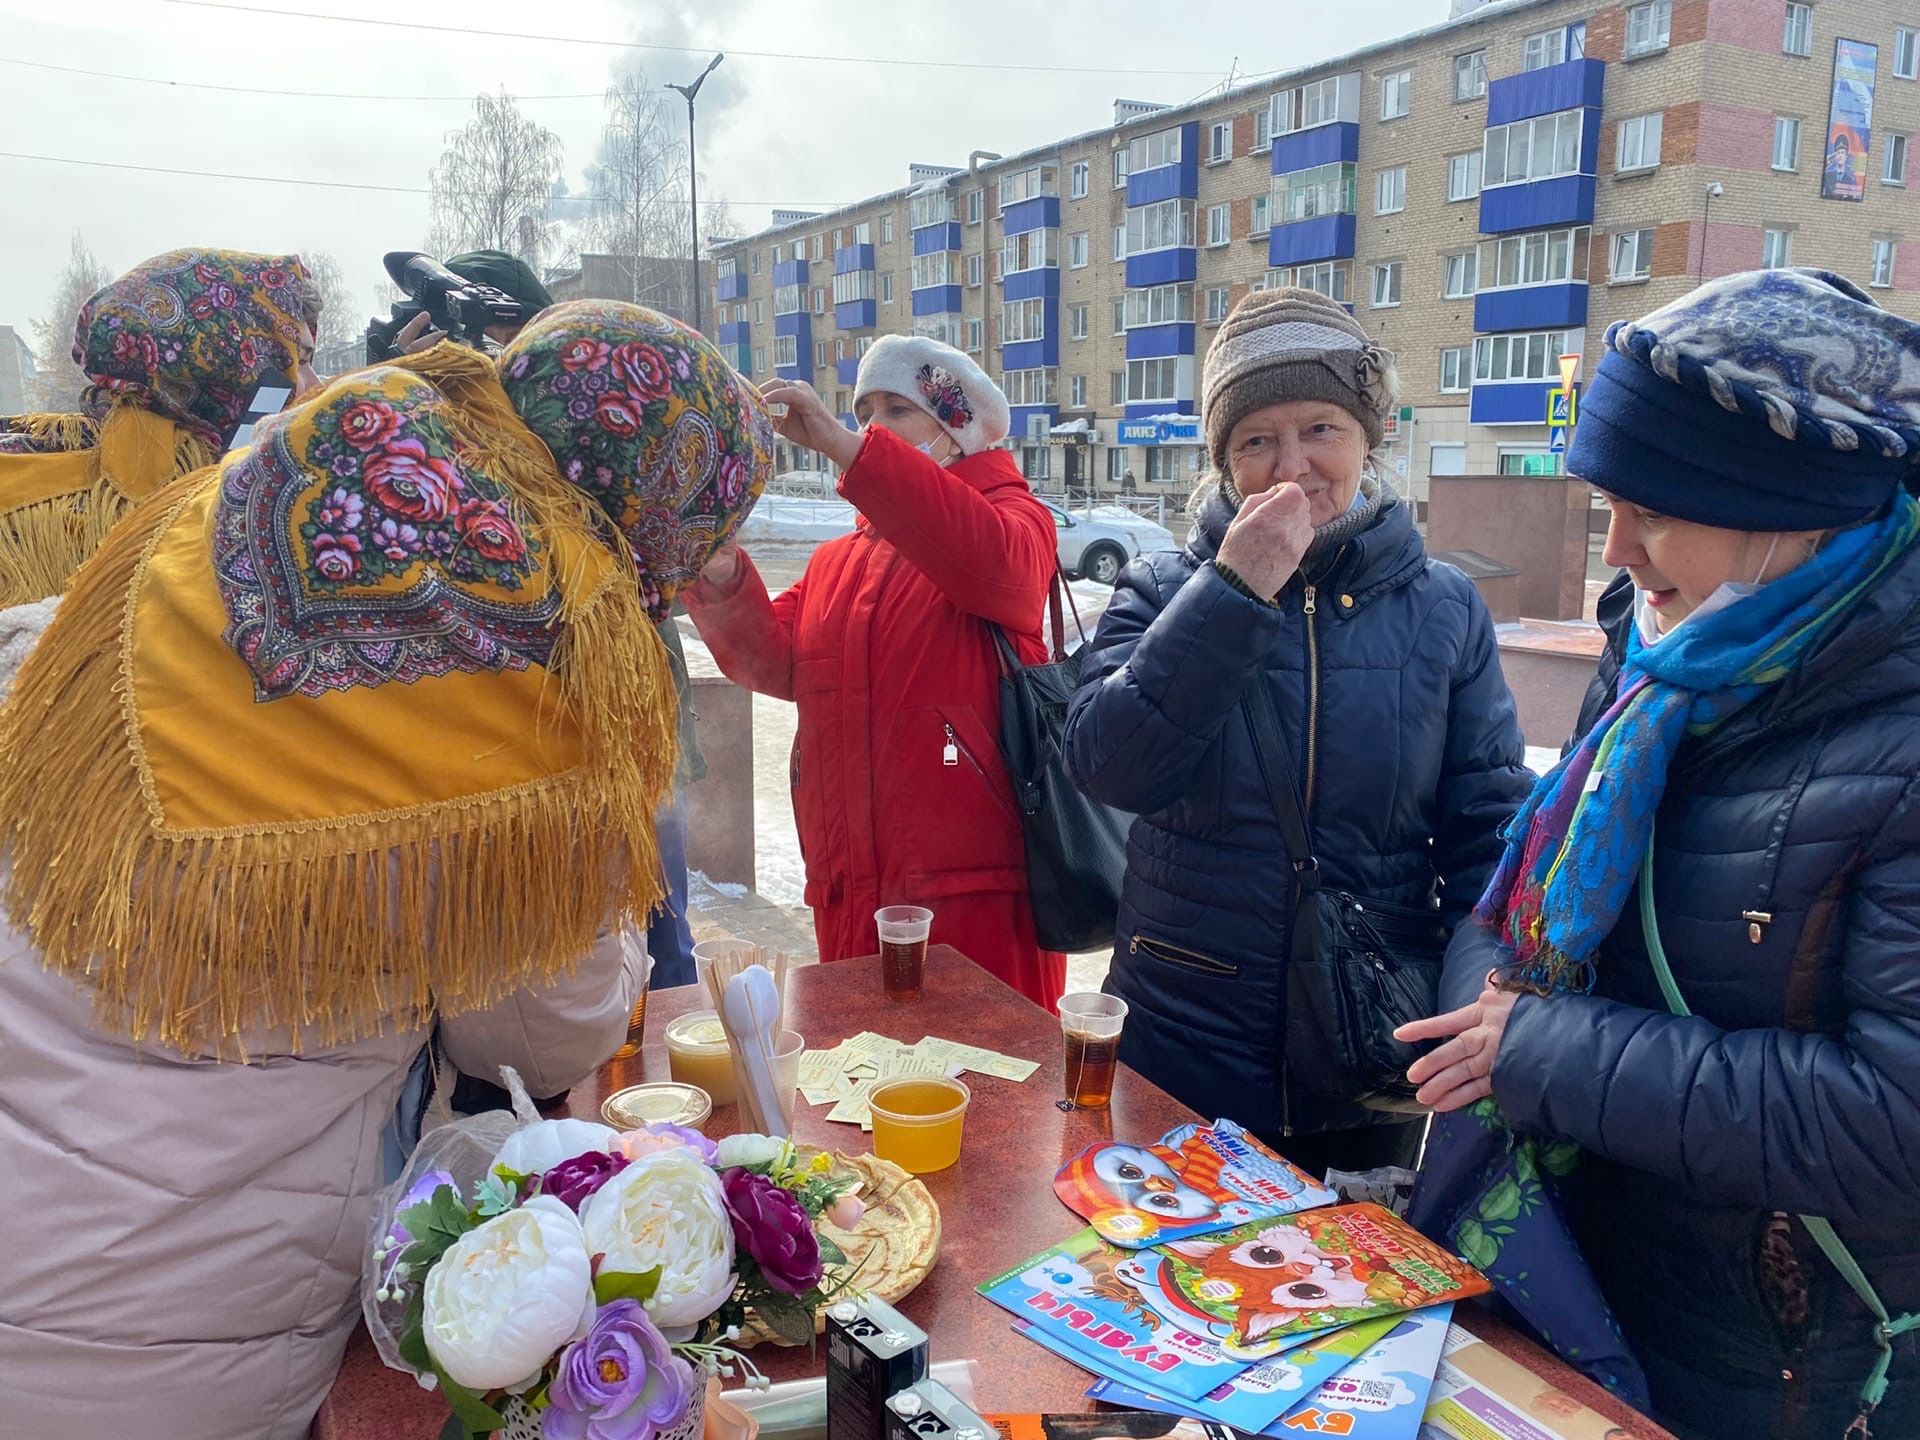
xmin=1201 ymin=287 xmax=1394 ymax=472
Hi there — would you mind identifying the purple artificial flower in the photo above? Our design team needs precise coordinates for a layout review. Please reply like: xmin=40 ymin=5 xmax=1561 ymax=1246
xmin=542 ymin=1149 xmax=630 ymax=1212
xmin=721 ymin=1169 xmax=823 ymax=1296
xmin=544 ymin=1299 xmax=696 ymax=1440
xmin=645 ymin=1122 xmax=717 ymax=1164
xmin=387 ymin=1169 xmax=457 ymax=1250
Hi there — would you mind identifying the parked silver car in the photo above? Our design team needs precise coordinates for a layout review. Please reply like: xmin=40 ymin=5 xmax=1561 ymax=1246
xmin=1047 ymin=503 xmax=1178 ymax=585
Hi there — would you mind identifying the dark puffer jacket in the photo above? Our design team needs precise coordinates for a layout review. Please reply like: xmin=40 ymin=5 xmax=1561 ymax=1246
xmin=1064 ymin=489 xmax=1531 ymax=1137
xmin=1444 ymin=548 xmax=1920 ymax=1440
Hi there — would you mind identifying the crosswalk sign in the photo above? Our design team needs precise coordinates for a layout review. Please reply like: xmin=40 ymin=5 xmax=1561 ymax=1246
xmin=1547 ymin=387 xmax=1578 ymax=427
xmin=1549 ymin=426 xmax=1567 ymax=454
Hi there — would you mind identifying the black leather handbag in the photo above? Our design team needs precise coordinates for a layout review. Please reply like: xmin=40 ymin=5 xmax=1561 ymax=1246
xmin=1242 ymin=674 xmax=1444 ymax=1113
xmin=990 ymin=574 xmax=1130 ymax=954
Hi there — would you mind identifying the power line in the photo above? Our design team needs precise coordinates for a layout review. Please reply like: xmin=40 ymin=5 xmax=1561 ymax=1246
xmin=0 ymin=55 xmax=604 ymax=102
xmin=160 ymin=0 xmax=1231 ymax=78
xmin=0 ymin=150 xmax=845 ymax=208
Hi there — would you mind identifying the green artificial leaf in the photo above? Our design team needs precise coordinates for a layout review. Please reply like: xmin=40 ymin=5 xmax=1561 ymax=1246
xmin=816 ymin=1235 xmax=848 ymax=1269
xmin=438 ymin=1416 xmax=470 ymax=1440
xmin=594 ymin=1267 xmax=664 ymax=1307
xmin=755 ymin=1294 xmax=820 ymax=1348
xmin=399 ymin=1183 xmax=476 ymax=1269
xmin=493 ymin=1165 xmax=534 ymax=1190
xmin=398 ymin=1287 xmax=432 ymax=1376
xmin=474 ymin=1176 xmax=516 ymax=1218
xmin=433 ymin=1360 xmax=506 ymax=1436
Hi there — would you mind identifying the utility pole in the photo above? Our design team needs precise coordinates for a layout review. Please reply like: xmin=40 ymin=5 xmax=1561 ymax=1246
xmin=668 ymin=53 xmax=724 ymax=333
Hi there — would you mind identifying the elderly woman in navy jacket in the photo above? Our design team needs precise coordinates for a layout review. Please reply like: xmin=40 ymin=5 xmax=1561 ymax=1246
xmin=1405 ymin=270 xmax=1920 ymax=1440
xmin=1063 ymin=288 xmax=1531 ymax=1176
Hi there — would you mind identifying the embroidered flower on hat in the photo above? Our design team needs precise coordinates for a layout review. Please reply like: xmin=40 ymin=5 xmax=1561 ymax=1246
xmin=916 ymin=363 xmax=975 ymax=430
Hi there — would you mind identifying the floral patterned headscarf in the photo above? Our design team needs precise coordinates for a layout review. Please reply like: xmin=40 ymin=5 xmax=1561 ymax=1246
xmin=73 ymin=247 xmax=320 ymax=450
xmin=500 ymin=301 xmax=773 ymax=619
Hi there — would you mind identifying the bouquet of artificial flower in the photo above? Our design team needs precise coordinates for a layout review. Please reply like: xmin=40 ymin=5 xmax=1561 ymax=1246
xmin=366 ymin=1112 xmax=868 ymax=1440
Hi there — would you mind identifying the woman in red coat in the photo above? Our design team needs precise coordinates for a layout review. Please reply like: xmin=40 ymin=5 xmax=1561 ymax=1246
xmin=685 ymin=335 xmax=1065 ymax=1007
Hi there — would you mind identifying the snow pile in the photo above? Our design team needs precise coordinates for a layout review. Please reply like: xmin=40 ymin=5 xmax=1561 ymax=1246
xmin=739 ymin=496 xmax=857 ymax=543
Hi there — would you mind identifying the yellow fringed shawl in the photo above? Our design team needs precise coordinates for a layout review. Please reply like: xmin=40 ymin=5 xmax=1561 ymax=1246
xmin=0 ymin=347 xmax=677 ymax=1054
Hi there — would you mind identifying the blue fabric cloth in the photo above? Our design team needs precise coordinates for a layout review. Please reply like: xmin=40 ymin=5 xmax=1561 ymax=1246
xmin=1414 ymin=528 xmax=1920 ymax=1440
xmin=1063 ymin=491 xmax=1531 ymax=1139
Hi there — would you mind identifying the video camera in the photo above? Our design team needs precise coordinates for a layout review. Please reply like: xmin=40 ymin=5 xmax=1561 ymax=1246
xmin=364 ymin=251 xmax=528 ymax=364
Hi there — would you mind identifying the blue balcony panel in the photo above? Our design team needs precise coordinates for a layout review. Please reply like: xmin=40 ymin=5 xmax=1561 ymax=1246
xmin=1470 ymin=379 xmax=1557 ymax=426
xmin=1126 ymin=247 xmax=1198 ymax=288
xmin=1123 ymin=399 xmax=1199 ymax=421
xmin=718 ymin=321 xmax=751 ymax=346
xmin=775 ymin=364 xmax=804 ymax=382
xmin=1125 ymin=324 xmax=1196 ymax=361
xmin=1002 ymin=196 xmax=1062 ymax=236
xmin=1271 ymin=121 xmax=1360 ymax=176
xmin=1268 ymin=213 xmax=1357 ymax=267
xmin=833 ymin=244 xmax=875 ymax=275
xmin=1478 ymin=175 xmax=1597 ymax=234
xmin=912 ymin=222 xmax=964 ymax=257
xmin=715 ymin=273 xmax=748 ymax=302
xmin=1124 ymin=122 xmax=1200 ymax=205
xmin=1003 ymin=268 xmax=1062 ymax=303
xmin=836 ymin=357 xmax=862 ymax=387
xmin=1002 ymin=335 xmax=1061 ymax=371
xmin=772 ymin=312 xmax=809 ymax=341
xmin=1008 ymin=405 xmax=1058 ymax=438
xmin=838 ymin=412 xmax=857 ymax=430
xmin=1487 ymin=58 xmax=1606 ymax=126
xmin=728 ymin=344 xmax=750 ymax=374
xmin=835 ymin=299 xmax=877 ymax=331
xmin=772 ymin=259 xmax=809 ymax=288
xmin=910 ymin=284 xmax=964 ymax=317
xmin=1474 ymin=283 xmax=1589 ymax=333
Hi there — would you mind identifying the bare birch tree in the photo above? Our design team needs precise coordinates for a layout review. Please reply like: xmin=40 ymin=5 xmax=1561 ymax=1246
xmin=299 ymin=250 xmax=362 ymax=352
xmin=26 ymin=231 xmax=113 ymax=412
xmin=426 ymin=91 xmax=564 ymax=268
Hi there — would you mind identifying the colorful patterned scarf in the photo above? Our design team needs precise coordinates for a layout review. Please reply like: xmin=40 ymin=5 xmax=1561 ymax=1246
xmin=1413 ymin=491 xmax=1920 ymax=1406
xmin=500 ymin=301 xmax=773 ymax=620
xmin=0 ymin=317 xmax=768 ymax=1055
xmin=0 ymin=249 xmax=318 ymax=605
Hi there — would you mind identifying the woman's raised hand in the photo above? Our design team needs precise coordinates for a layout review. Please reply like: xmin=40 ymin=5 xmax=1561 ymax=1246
xmin=759 ymin=378 xmax=862 ymax=471
xmin=1214 ymin=482 xmax=1314 ymax=599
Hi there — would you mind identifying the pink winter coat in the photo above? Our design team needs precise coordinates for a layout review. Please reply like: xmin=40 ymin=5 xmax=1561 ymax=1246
xmin=0 ymin=890 xmax=644 ymax=1440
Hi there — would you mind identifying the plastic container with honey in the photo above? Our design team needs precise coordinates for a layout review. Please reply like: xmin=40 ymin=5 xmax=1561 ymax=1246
xmin=868 ymin=1076 xmax=971 ymax=1175
xmin=664 ymin=1010 xmax=737 ymax=1106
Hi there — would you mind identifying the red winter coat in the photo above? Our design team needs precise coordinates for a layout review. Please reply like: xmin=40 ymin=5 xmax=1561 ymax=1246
xmin=685 ymin=425 xmax=1066 ymax=1008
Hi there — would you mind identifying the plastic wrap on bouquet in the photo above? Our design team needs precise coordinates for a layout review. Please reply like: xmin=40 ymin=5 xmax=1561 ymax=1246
xmin=495 ymin=1374 xmax=708 ymax=1440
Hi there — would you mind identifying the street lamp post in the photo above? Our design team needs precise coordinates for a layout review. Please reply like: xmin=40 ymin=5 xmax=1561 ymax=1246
xmin=1698 ymin=181 xmax=1725 ymax=278
xmin=668 ymin=53 xmax=725 ymax=335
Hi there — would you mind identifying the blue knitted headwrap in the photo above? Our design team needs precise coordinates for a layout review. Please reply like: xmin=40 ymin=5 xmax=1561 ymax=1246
xmin=1568 ymin=268 xmax=1920 ymax=531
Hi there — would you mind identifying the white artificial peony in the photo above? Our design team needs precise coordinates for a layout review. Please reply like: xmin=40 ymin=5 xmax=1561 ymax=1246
xmin=422 ymin=1195 xmax=595 ymax=1391
xmin=578 ymin=1147 xmax=737 ymax=1334
xmin=492 ymin=1118 xmax=619 ymax=1180
xmin=713 ymin=1133 xmax=782 ymax=1169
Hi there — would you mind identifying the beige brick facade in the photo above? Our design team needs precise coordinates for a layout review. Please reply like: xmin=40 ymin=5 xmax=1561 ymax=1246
xmin=712 ymin=0 xmax=1920 ymax=498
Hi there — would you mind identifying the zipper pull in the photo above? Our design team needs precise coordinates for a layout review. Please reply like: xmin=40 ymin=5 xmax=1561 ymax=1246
xmin=1303 ymin=584 xmax=1317 ymax=615
xmin=1128 ymin=936 xmax=1141 ymax=954
xmin=1743 ymin=910 xmax=1772 ymax=944
xmin=942 ymin=723 xmax=959 ymax=767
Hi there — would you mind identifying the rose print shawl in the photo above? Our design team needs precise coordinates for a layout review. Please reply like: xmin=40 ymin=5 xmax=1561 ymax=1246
xmin=0 ymin=249 xmax=319 ymax=606
xmin=0 ymin=307 xmax=769 ymax=1052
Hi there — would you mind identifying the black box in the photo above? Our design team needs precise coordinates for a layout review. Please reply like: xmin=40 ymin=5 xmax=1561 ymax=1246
xmin=826 ymin=1295 xmax=930 ymax=1440
xmin=885 ymin=1380 xmax=994 ymax=1440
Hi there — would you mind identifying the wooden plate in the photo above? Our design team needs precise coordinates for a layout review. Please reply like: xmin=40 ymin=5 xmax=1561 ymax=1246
xmin=737 ymin=1149 xmax=942 ymax=1347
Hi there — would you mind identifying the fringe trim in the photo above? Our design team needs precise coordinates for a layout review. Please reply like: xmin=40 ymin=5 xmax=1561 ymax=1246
xmin=0 ymin=400 xmax=676 ymax=1056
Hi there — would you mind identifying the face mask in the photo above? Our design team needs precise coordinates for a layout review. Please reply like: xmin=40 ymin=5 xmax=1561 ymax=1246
xmin=1635 ymin=532 xmax=1783 ymax=645
xmin=916 ymin=435 xmax=957 ymax=467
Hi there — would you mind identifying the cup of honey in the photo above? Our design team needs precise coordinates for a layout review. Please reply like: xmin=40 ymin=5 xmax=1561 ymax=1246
xmin=664 ymin=1010 xmax=737 ymax=1107
xmin=868 ymin=1076 xmax=971 ymax=1175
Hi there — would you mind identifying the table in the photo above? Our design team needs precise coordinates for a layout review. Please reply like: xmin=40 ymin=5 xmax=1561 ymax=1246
xmin=315 ymin=948 xmax=1673 ymax=1438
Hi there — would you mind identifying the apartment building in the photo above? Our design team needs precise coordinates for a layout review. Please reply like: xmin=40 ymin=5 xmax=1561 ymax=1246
xmin=709 ymin=0 xmax=1920 ymax=501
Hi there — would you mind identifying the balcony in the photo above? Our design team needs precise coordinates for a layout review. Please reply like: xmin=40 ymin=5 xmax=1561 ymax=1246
xmin=1125 ymin=122 xmax=1201 ymax=206
xmin=835 ymin=300 xmax=877 ymax=331
xmin=912 ymin=223 xmax=963 ymax=256
xmin=910 ymin=284 xmax=963 ymax=317
xmin=1001 ymin=196 xmax=1062 ymax=236
xmin=1470 ymin=378 xmax=1561 ymax=426
xmin=1125 ymin=248 xmax=1198 ymax=288
xmin=837 ymin=357 xmax=861 ymax=387
xmin=1474 ymin=283 xmax=1588 ymax=332
xmin=1268 ymin=212 xmax=1357 ymax=267
xmin=714 ymin=272 xmax=747 ymax=303
xmin=1124 ymin=325 xmax=1195 ymax=361
xmin=772 ymin=258 xmax=809 ymax=288
xmin=1487 ymin=57 xmax=1604 ymax=126
xmin=1479 ymin=176 xmax=1596 ymax=235
xmin=1270 ymin=121 xmax=1359 ymax=176
xmin=833 ymin=244 xmax=875 ymax=275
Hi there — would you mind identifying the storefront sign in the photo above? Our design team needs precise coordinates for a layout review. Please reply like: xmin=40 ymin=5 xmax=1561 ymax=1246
xmin=1116 ymin=416 xmax=1202 ymax=447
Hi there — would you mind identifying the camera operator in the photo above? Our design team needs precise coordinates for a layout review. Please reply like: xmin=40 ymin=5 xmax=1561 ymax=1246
xmin=388 ymin=249 xmax=554 ymax=355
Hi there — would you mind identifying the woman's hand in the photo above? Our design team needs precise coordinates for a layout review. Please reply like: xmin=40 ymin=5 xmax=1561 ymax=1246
xmin=697 ymin=543 xmax=744 ymax=592
xmin=393 ymin=310 xmax=447 ymax=355
xmin=1214 ymin=482 xmax=1314 ymax=599
xmin=759 ymin=378 xmax=862 ymax=471
xmin=1394 ymin=976 xmax=1521 ymax=1112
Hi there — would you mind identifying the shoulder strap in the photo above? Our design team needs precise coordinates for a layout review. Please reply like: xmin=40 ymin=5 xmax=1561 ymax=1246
xmin=1638 ymin=835 xmax=1918 ymax=1437
xmin=1242 ymin=676 xmax=1319 ymax=894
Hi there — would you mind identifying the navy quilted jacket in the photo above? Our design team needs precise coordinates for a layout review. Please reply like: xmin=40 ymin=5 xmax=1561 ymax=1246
xmin=1063 ymin=491 xmax=1531 ymax=1137
xmin=1442 ymin=548 xmax=1920 ymax=1439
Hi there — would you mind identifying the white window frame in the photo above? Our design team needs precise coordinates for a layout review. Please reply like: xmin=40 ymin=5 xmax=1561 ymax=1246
xmin=811 ymin=287 xmax=825 ymax=315
xmin=1762 ymin=228 xmax=1792 ymax=269
xmin=773 ymin=283 xmax=802 ymax=316
xmin=1069 ymin=303 xmax=1090 ymax=341
xmin=1000 ymin=367 xmax=1057 ymax=407
xmin=1897 ymin=27 xmax=1919 ymax=80
xmin=880 ymin=273 xmax=894 ymax=304
xmin=966 ymin=253 xmax=983 ymax=289
xmin=1381 ymin=69 xmax=1411 ymax=121
xmin=1206 ymin=203 xmax=1231 ymax=247
xmin=854 ymin=222 xmax=871 ymax=245
xmin=1626 ymin=0 xmax=1673 ymax=58
xmin=1885 ymin=133 xmax=1909 ymax=185
xmin=1454 ymin=49 xmax=1488 ymax=101
xmin=1773 ymin=116 xmax=1801 ymax=170
xmin=1448 ymin=150 xmax=1483 ymax=202
xmin=1145 ymin=448 xmax=1185 ymax=484
xmin=1251 ymin=193 xmax=1272 ymax=235
xmin=965 ymin=316 xmax=983 ymax=353
xmin=1071 ymin=161 xmax=1090 ymax=199
xmin=1112 ymin=148 xmax=1130 ymax=189
xmin=1124 ymin=283 xmax=1196 ymax=329
xmin=1783 ymin=2 xmax=1813 ymax=57
xmin=1375 ymin=165 xmax=1407 ymax=215
xmin=1274 ymin=161 xmax=1358 ymax=224
xmin=997 ymin=163 xmax=1059 ymax=208
xmin=773 ymin=334 xmax=798 ymax=369
xmin=913 ymin=314 xmax=964 ymax=349
xmin=881 ymin=214 xmax=894 ymax=244
xmin=910 ymin=252 xmax=954 ymax=291
xmin=1443 ymin=251 xmax=1478 ymax=299
xmin=1430 ymin=442 xmax=1468 ymax=476
xmin=1271 ymin=73 xmax=1360 ymax=137
xmin=1125 ymin=356 xmax=1186 ymax=406
xmin=832 ymin=269 xmax=875 ymax=304
xmin=1522 ymin=28 xmax=1568 ymax=71
xmin=1476 ymin=226 xmax=1592 ymax=290
xmin=1290 ymin=260 xmax=1350 ymax=303
xmin=1484 ymin=109 xmax=1586 ymax=188
xmin=1203 ymin=285 xmax=1232 ymax=323
xmin=753 ymin=299 xmax=763 ymax=324
xmin=809 ymin=235 xmax=823 ymax=261
xmin=1107 ymin=447 xmax=1127 ymax=483
xmin=965 ymin=190 xmax=982 ymax=226
xmin=1439 ymin=347 xmax=1470 ymax=394
xmin=1110 ymin=371 xmax=1126 ymax=405
xmin=1370 ymin=261 xmax=1403 ymax=308
xmin=1113 ymin=225 xmax=1127 ymax=261
xmin=1127 ymin=126 xmax=1184 ymax=175
xmin=1070 ymin=373 xmax=1088 ymax=409
xmin=1473 ymin=328 xmax=1583 ymax=384
xmin=1125 ymin=199 xmax=1196 ymax=256
xmin=1208 ymin=121 xmax=1232 ymax=163
xmin=752 ymin=346 xmax=765 ymax=373
xmin=1616 ymin=112 xmax=1664 ymax=173
xmin=1610 ymin=228 xmax=1655 ymax=282
xmin=1112 ymin=299 xmax=1127 ymax=335
xmin=1871 ymin=238 xmax=1897 ymax=288
xmin=1001 ymin=298 xmax=1047 ymax=344
xmin=1253 ymin=102 xmax=1274 ymax=153
xmin=1069 ymin=231 xmax=1089 ymax=268
xmin=909 ymin=191 xmax=956 ymax=229
xmin=1000 ymin=228 xmax=1061 ymax=275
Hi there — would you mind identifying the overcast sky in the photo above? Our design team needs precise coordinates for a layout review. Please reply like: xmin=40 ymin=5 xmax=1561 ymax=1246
xmin=1 ymin=0 xmax=1443 ymax=341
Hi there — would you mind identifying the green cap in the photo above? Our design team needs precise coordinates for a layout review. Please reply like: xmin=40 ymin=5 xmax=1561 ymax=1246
xmin=444 ymin=250 xmax=555 ymax=314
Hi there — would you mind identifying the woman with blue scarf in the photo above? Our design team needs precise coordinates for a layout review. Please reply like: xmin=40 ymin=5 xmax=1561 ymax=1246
xmin=1404 ymin=269 xmax=1920 ymax=1440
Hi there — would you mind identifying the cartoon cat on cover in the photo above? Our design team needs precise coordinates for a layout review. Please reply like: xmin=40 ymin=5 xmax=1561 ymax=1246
xmin=1167 ymin=1226 xmax=1373 ymax=1341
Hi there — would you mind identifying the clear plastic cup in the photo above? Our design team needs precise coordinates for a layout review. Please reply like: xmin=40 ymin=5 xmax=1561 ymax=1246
xmin=1059 ymin=992 xmax=1128 ymax=1110
xmin=869 ymin=1076 xmax=971 ymax=1174
xmin=772 ymin=1028 xmax=804 ymax=1133
xmin=875 ymin=906 xmax=933 ymax=1001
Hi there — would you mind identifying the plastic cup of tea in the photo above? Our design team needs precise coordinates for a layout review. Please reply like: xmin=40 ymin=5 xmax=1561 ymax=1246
xmin=875 ymin=906 xmax=933 ymax=1001
xmin=869 ymin=1076 xmax=971 ymax=1174
xmin=772 ymin=1029 xmax=804 ymax=1131
xmin=1059 ymin=992 xmax=1128 ymax=1110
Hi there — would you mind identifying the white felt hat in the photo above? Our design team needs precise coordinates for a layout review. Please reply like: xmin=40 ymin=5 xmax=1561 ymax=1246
xmin=852 ymin=334 xmax=1011 ymax=454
